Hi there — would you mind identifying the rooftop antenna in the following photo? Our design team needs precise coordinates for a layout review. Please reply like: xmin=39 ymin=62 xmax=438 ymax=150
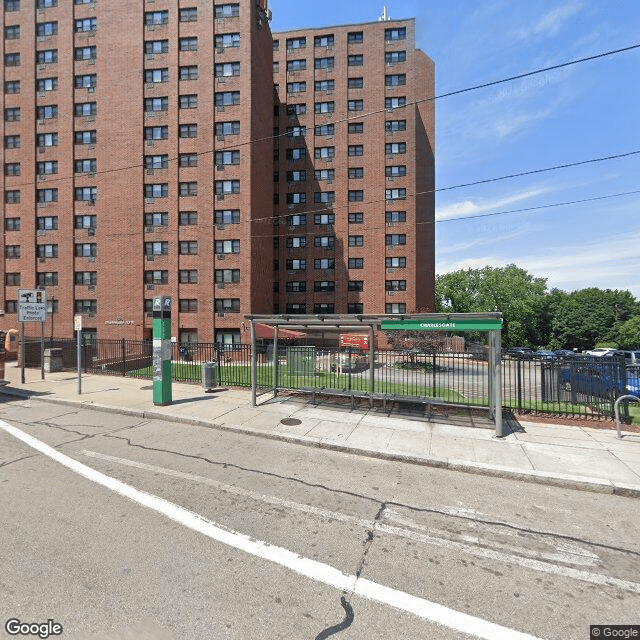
xmin=378 ymin=5 xmax=390 ymax=21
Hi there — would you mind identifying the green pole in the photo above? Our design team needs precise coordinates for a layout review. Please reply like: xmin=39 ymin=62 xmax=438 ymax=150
xmin=152 ymin=296 xmax=172 ymax=406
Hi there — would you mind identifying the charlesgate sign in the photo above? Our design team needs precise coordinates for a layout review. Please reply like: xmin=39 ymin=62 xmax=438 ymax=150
xmin=380 ymin=318 xmax=503 ymax=331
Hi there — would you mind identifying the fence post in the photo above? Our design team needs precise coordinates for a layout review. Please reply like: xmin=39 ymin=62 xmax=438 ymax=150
xmin=121 ymin=338 xmax=126 ymax=376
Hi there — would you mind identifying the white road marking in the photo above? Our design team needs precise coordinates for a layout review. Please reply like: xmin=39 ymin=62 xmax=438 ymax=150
xmin=1 ymin=420 xmax=542 ymax=640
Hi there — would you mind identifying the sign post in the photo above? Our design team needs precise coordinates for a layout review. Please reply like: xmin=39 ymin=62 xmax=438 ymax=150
xmin=152 ymin=296 xmax=172 ymax=406
xmin=74 ymin=314 xmax=83 ymax=395
xmin=18 ymin=289 xmax=47 ymax=385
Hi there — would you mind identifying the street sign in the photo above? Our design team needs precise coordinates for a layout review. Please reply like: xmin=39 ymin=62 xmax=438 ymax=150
xmin=18 ymin=289 xmax=47 ymax=323
xmin=380 ymin=318 xmax=503 ymax=331
xmin=74 ymin=315 xmax=83 ymax=331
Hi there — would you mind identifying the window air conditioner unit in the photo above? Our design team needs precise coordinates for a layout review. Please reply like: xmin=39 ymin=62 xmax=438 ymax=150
xmin=88 ymin=199 xmax=95 ymax=206
xmin=87 ymin=285 xmax=95 ymax=291
xmin=37 ymin=229 xmax=45 ymax=236
xmin=216 ymin=164 xmax=224 ymax=171
xmin=87 ymin=256 xmax=95 ymax=262
xmin=146 ymin=169 xmax=154 ymax=175
xmin=216 ymin=194 xmax=224 ymax=200
xmin=146 ymin=255 xmax=154 ymax=261
xmin=145 ymin=226 xmax=154 ymax=232
xmin=216 ymin=254 xmax=225 ymax=260
xmin=216 ymin=224 xmax=225 ymax=230
xmin=39 ymin=257 xmax=46 ymax=263
xmin=216 ymin=47 xmax=225 ymax=54
xmin=88 ymin=228 xmax=95 ymax=236
xmin=216 ymin=134 xmax=225 ymax=141
xmin=88 ymin=86 xmax=95 ymax=93
xmin=216 ymin=283 xmax=224 ymax=289
xmin=146 ymin=284 xmax=155 ymax=290
xmin=145 ymin=197 xmax=155 ymax=204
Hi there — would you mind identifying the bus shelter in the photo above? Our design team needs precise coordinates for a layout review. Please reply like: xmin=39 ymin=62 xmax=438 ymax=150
xmin=245 ymin=313 xmax=505 ymax=437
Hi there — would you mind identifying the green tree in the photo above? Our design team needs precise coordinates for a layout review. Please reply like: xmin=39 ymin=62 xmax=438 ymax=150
xmin=617 ymin=315 xmax=640 ymax=349
xmin=548 ymin=288 xmax=637 ymax=351
xmin=435 ymin=265 xmax=547 ymax=347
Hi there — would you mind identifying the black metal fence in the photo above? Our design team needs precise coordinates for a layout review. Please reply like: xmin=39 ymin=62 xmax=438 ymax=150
xmin=21 ymin=339 xmax=637 ymax=421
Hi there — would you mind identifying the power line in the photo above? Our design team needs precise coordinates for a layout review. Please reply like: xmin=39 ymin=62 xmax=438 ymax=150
xmin=8 ymin=43 xmax=639 ymax=192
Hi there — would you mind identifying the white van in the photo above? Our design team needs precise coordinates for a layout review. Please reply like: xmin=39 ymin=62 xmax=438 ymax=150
xmin=614 ymin=350 xmax=640 ymax=366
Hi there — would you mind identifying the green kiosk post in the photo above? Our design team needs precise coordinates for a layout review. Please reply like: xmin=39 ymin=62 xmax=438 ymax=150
xmin=152 ymin=295 xmax=172 ymax=406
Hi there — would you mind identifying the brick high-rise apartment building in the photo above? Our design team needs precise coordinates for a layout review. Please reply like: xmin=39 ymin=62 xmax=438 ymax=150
xmin=0 ymin=0 xmax=434 ymax=346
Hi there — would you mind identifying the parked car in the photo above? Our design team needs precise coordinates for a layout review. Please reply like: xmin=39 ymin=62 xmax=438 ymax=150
xmin=613 ymin=350 xmax=640 ymax=367
xmin=506 ymin=347 xmax=535 ymax=359
xmin=554 ymin=349 xmax=575 ymax=358
xmin=331 ymin=348 xmax=368 ymax=372
xmin=533 ymin=350 xmax=557 ymax=360
xmin=584 ymin=348 xmax=617 ymax=357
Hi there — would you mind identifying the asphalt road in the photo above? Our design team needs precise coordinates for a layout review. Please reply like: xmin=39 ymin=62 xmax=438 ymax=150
xmin=1 ymin=395 xmax=639 ymax=639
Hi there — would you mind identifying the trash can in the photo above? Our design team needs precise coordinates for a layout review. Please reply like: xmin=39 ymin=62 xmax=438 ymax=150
xmin=201 ymin=361 xmax=219 ymax=391
xmin=44 ymin=348 xmax=63 ymax=373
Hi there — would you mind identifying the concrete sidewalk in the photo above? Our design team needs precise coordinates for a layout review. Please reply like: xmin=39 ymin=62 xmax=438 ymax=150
xmin=2 ymin=362 xmax=640 ymax=497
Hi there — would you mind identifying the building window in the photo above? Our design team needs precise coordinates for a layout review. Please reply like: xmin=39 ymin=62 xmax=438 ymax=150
xmin=179 ymin=7 xmax=197 ymax=22
xmin=315 ymin=34 xmax=334 ymax=47
xmin=348 ymin=190 xmax=364 ymax=202
xmin=385 ymin=211 xmax=406 ymax=223
xmin=5 ymin=218 xmax=20 ymax=231
xmin=314 ymin=236 xmax=335 ymax=248
xmin=215 ymin=298 xmax=240 ymax=313
xmin=314 ymin=213 xmax=335 ymax=225
xmin=315 ymin=79 xmax=335 ymax=92
xmin=386 ymin=142 xmax=407 ymax=155
xmin=36 ymin=22 xmax=58 ymax=37
xmin=214 ymin=4 xmax=239 ymax=18
xmin=145 ymin=40 xmax=169 ymax=54
xmin=386 ymin=303 xmax=407 ymax=314
xmin=286 ymin=259 xmax=306 ymax=271
xmin=5 ymin=25 xmax=20 ymax=39
xmin=145 ymin=183 xmax=169 ymax=198
xmin=348 ymin=258 xmax=364 ymax=269
xmin=5 ymin=53 xmax=20 ymax=67
xmin=74 ymin=158 xmax=97 ymax=173
xmin=286 ymin=236 xmax=307 ymax=248
xmin=75 ymin=300 xmax=97 ymax=314
xmin=287 ymin=170 xmax=307 ymax=182
xmin=385 ymin=27 xmax=407 ymax=41
xmin=4 ymin=107 xmax=20 ymax=122
xmin=314 ymin=146 xmax=335 ymax=160
xmin=37 ymin=188 xmax=58 ymax=203
xmin=348 ymin=281 xmax=364 ymax=292
xmin=314 ymin=124 xmax=334 ymax=137
xmin=5 ymin=163 xmax=21 ymax=176
xmin=179 ymin=94 xmax=198 ymax=109
xmin=385 ymin=74 xmax=406 ymax=87
xmin=37 ymin=245 xmax=58 ymax=258
xmin=74 ymin=215 xmax=96 ymax=229
xmin=144 ymin=125 xmax=168 ymax=140
xmin=75 ymin=272 xmax=97 ymax=285
xmin=5 ymin=80 xmax=20 ymax=94
xmin=287 ymin=81 xmax=306 ymax=94
xmin=348 ymin=145 xmax=363 ymax=156
xmin=315 ymin=57 xmax=334 ymax=70
xmin=74 ymin=102 xmax=96 ymax=116
xmin=313 ymin=281 xmax=334 ymax=293
xmin=74 ymin=74 xmax=97 ymax=88
xmin=179 ymin=182 xmax=197 ymax=196
xmin=347 ymin=54 xmax=363 ymax=67
xmin=347 ymin=77 xmax=363 ymax=89
xmin=386 ymin=233 xmax=407 ymax=246
xmin=145 ymin=11 xmax=169 ymax=26
xmin=145 ymin=212 xmax=168 ymax=227
xmin=347 ymin=303 xmax=364 ymax=314
xmin=348 ymin=31 xmax=363 ymax=43
xmin=36 ymin=160 xmax=58 ymax=176
xmin=37 ymin=272 xmax=59 ymax=286
xmin=348 ymin=168 xmax=363 ymax=179
xmin=348 ymin=235 xmax=364 ymax=247
xmin=314 ymin=303 xmax=335 ymax=314
xmin=287 ymin=148 xmax=307 ymax=161
xmin=5 ymin=301 xmax=18 ymax=314
xmin=214 ymin=269 xmax=240 ymax=284
xmin=215 ymin=209 xmax=240 ymax=225
xmin=215 ymin=91 xmax=240 ymax=106
xmin=178 ymin=153 xmax=197 ymax=167
xmin=214 ymin=61 xmax=240 ymax=77
xmin=179 ymin=270 xmax=198 ymax=284
xmin=386 ymin=256 xmax=407 ymax=268
xmin=313 ymin=169 xmax=333 ymax=182
xmin=37 ymin=77 xmax=58 ymax=92
xmin=215 ymin=150 xmax=240 ymax=166
xmin=215 ymin=33 xmax=240 ymax=48
xmin=215 ymin=180 xmax=240 ymax=195
xmin=145 ymin=241 xmax=169 ymax=256
xmin=385 ymin=50 xmax=407 ymax=64
xmin=386 ymin=280 xmax=407 ymax=291
xmin=385 ymin=188 xmax=407 ymax=201
xmin=314 ymin=258 xmax=335 ymax=270
xmin=5 ymin=135 xmax=20 ymax=149
xmin=37 ymin=132 xmax=58 ymax=147
xmin=145 ymin=154 xmax=169 ymax=169
xmin=215 ymin=239 xmax=240 ymax=254
xmin=385 ymin=120 xmax=407 ymax=132
xmin=74 ymin=18 xmax=97 ymax=33
xmin=5 ymin=273 xmax=20 ymax=286
xmin=285 ymin=303 xmax=306 ymax=314
xmin=179 ymin=299 xmax=198 ymax=313
xmin=215 ymin=121 xmax=240 ymax=136
xmin=287 ymin=59 xmax=306 ymax=71
xmin=179 ymin=123 xmax=198 ymax=138
xmin=37 ymin=216 xmax=58 ymax=230
xmin=287 ymin=215 xmax=307 ymax=227
xmin=286 ymin=37 xmax=306 ymax=49
xmin=74 ymin=130 xmax=96 ymax=145
xmin=348 ymin=212 xmax=364 ymax=224
xmin=386 ymin=96 xmax=407 ymax=110
xmin=314 ymin=192 xmax=335 ymax=204
xmin=179 ymin=65 xmax=198 ymax=80
xmin=74 ymin=187 xmax=97 ymax=201
xmin=144 ymin=270 xmax=169 ymax=284
xmin=145 ymin=97 xmax=168 ymax=112
xmin=386 ymin=165 xmax=407 ymax=177
xmin=144 ymin=68 xmax=168 ymax=84
xmin=75 ymin=243 xmax=97 ymax=257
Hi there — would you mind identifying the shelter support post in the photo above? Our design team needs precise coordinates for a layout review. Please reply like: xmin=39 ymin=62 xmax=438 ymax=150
xmin=273 ymin=325 xmax=279 ymax=397
xmin=250 ymin=321 xmax=257 ymax=407
xmin=368 ymin=324 xmax=375 ymax=406
xmin=489 ymin=329 xmax=504 ymax=437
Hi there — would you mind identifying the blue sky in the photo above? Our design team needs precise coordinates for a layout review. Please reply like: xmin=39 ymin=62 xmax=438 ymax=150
xmin=268 ymin=0 xmax=640 ymax=297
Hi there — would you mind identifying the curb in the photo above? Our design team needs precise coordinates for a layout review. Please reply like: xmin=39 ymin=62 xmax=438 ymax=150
xmin=3 ymin=387 xmax=640 ymax=499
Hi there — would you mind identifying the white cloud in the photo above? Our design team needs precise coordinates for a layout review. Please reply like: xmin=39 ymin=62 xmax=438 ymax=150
xmin=436 ymin=187 xmax=549 ymax=221
xmin=514 ymin=0 xmax=585 ymax=39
